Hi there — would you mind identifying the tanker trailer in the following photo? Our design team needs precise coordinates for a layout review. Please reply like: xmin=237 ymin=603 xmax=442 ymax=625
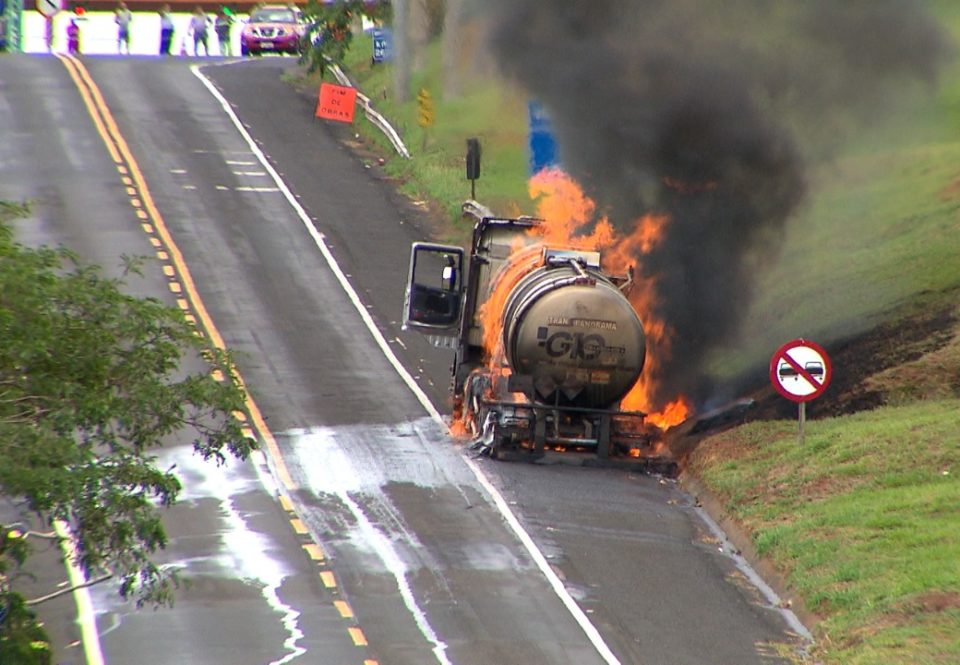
xmin=403 ymin=202 xmax=663 ymax=465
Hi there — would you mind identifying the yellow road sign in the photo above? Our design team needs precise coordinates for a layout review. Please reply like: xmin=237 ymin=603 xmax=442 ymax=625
xmin=417 ymin=88 xmax=434 ymax=128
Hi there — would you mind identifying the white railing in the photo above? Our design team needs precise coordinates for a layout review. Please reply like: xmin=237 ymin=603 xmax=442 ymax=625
xmin=329 ymin=62 xmax=411 ymax=160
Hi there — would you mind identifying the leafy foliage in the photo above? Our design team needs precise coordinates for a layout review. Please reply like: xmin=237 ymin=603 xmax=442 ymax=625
xmin=0 ymin=201 xmax=255 ymax=650
xmin=0 ymin=590 xmax=51 ymax=665
xmin=302 ymin=0 xmax=390 ymax=75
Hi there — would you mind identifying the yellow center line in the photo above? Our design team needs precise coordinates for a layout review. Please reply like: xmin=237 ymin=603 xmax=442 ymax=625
xmin=348 ymin=627 xmax=368 ymax=647
xmin=53 ymin=54 xmax=390 ymax=664
xmin=58 ymin=53 xmax=296 ymax=491
xmin=290 ymin=518 xmax=308 ymax=535
xmin=320 ymin=571 xmax=337 ymax=589
xmin=333 ymin=599 xmax=353 ymax=618
xmin=302 ymin=543 xmax=326 ymax=561
xmin=54 ymin=55 xmax=121 ymax=165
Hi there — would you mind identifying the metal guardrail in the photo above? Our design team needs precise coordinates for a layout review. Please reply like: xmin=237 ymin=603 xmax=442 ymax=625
xmin=329 ymin=62 xmax=411 ymax=160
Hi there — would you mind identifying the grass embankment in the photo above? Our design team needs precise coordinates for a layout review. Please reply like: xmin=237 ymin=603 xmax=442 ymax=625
xmin=691 ymin=399 xmax=960 ymax=664
xmin=337 ymin=35 xmax=530 ymax=241
xmin=324 ymin=10 xmax=960 ymax=664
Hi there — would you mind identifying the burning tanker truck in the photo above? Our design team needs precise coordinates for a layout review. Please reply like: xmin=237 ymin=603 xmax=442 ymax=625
xmin=403 ymin=201 xmax=674 ymax=470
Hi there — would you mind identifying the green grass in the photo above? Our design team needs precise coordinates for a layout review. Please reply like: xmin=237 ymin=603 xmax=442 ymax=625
xmin=690 ymin=401 xmax=960 ymax=664
xmin=726 ymin=140 xmax=960 ymax=374
xmin=339 ymin=34 xmax=530 ymax=240
xmin=318 ymin=7 xmax=960 ymax=663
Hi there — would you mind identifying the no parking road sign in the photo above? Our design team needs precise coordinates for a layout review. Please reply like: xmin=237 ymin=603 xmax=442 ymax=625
xmin=770 ymin=338 xmax=832 ymax=403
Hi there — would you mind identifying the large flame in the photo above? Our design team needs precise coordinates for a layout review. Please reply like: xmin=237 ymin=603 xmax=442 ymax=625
xmin=480 ymin=168 xmax=692 ymax=429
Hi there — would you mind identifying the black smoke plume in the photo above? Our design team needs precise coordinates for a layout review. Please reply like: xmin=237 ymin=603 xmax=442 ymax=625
xmin=483 ymin=0 xmax=953 ymax=409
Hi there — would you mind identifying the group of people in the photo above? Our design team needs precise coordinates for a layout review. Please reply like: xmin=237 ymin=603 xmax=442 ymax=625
xmin=105 ymin=2 xmax=235 ymax=57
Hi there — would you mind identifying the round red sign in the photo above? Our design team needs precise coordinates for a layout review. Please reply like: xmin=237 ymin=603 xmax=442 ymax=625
xmin=769 ymin=339 xmax=832 ymax=403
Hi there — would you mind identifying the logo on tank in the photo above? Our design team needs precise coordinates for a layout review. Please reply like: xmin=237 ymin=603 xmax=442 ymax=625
xmin=537 ymin=327 xmax=626 ymax=361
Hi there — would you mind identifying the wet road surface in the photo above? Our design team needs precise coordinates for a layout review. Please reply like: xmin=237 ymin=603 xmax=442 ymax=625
xmin=0 ymin=54 xmax=809 ymax=665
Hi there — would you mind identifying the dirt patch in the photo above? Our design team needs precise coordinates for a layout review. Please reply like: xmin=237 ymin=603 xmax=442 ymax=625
xmin=860 ymin=591 xmax=960 ymax=635
xmin=754 ymin=302 xmax=958 ymax=420
xmin=938 ymin=176 xmax=960 ymax=201
xmin=666 ymin=298 xmax=959 ymax=465
xmin=913 ymin=590 xmax=960 ymax=613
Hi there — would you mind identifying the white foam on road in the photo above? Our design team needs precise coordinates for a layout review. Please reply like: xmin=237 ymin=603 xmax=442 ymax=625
xmin=166 ymin=446 xmax=307 ymax=665
xmin=89 ymin=446 xmax=306 ymax=664
xmin=193 ymin=62 xmax=625 ymax=664
xmin=290 ymin=425 xmax=453 ymax=665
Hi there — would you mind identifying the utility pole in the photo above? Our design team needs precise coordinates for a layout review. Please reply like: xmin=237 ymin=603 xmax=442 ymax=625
xmin=441 ymin=0 xmax=464 ymax=98
xmin=392 ymin=0 xmax=410 ymax=103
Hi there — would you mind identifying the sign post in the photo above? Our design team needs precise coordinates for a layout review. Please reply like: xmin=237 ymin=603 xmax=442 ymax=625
xmin=465 ymin=137 xmax=480 ymax=199
xmin=770 ymin=339 xmax=832 ymax=445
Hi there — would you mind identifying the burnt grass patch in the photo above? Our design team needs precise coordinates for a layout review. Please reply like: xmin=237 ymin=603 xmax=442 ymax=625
xmin=666 ymin=298 xmax=959 ymax=464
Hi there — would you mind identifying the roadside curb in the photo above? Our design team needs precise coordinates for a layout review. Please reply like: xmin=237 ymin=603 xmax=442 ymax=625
xmin=678 ymin=471 xmax=821 ymax=637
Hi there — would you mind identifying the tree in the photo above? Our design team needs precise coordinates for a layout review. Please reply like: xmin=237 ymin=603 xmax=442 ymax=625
xmin=0 ymin=200 xmax=255 ymax=661
xmin=302 ymin=0 xmax=391 ymax=76
xmin=391 ymin=0 xmax=409 ymax=101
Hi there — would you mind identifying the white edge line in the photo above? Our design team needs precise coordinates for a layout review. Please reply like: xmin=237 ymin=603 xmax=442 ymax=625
xmin=55 ymin=520 xmax=106 ymax=665
xmin=191 ymin=64 xmax=621 ymax=665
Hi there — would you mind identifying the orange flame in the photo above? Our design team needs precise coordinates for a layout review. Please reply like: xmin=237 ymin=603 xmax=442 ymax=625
xmin=469 ymin=167 xmax=692 ymax=431
xmin=643 ymin=395 xmax=692 ymax=430
xmin=477 ymin=242 xmax=541 ymax=360
xmin=530 ymin=169 xmax=691 ymax=428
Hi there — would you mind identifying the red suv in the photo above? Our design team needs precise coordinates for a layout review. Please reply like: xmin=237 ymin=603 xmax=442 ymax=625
xmin=240 ymin=5 xmax=306 ymax=56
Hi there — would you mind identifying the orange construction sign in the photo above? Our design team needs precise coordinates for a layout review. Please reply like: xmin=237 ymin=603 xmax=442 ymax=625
xmin=315 ymin=83 xmax=358 ymax=123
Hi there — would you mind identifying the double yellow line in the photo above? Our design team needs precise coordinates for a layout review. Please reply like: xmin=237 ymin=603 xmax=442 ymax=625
xmin=54 ymin=54 xmax=380 ymax=665
xmin=55 ymin=53 xmax=294 ymax=489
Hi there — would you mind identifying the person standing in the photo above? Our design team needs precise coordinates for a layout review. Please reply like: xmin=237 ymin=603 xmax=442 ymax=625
xmin=115 ymin=1 xmax=132 ymax=54
xmin=215 ymin=9 xmax=233 ymax=56
xmin=189 ymin=6 xmax=210 ymax=56
xmin=66 ymin=19 xmax=81 ymax=55
xmin=159 ymin=4 xmax=175 ymax=55
xmin=44 ymin=16 xmax=54 ymax=53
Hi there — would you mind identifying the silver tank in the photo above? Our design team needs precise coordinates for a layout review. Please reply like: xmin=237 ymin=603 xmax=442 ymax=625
xmin=501 ymin=264 xmax=646 ymax=409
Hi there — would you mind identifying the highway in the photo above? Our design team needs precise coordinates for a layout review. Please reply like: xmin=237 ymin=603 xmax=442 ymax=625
xmin=0 ymin=54 xmax=807 ymax=665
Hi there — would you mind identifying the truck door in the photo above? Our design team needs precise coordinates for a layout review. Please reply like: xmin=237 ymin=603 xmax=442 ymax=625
xmin=402 ymin=243 xmax=464 ymax=336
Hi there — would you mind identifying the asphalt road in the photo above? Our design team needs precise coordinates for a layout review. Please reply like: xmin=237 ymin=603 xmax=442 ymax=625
xmin=0 ymin=53 xmax=809 ymax=665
